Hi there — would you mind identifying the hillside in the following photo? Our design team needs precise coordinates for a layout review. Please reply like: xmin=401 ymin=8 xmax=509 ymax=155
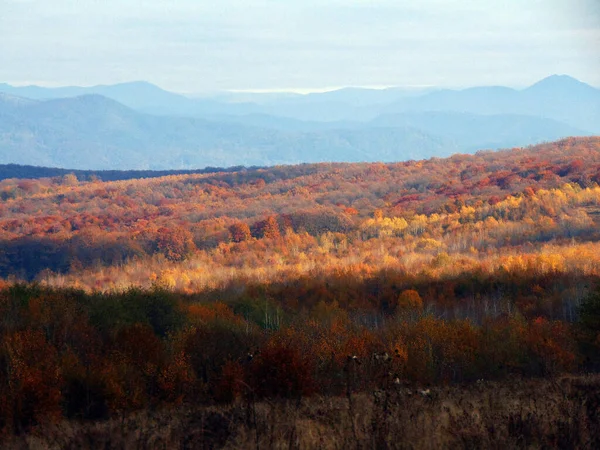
xmin=0 ymin=164 xmax=257 ymax=183
xmin=370 ymin=111 xmax=586 ymax=151
xmin=1 ymin=137 xmax=600 ymax=440
xmin=1 ymin=136 xmax=599 ymax=284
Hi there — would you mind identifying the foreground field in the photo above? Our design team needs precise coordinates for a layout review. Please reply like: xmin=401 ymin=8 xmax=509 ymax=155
xmin=0 ymin=267 xmax=598 ymax=443
xmin=6 ymin=374 xmax=600 ymax=449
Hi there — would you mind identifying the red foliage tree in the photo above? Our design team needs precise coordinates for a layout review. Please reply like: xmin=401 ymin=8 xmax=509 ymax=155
xmin=228 ymin=222 xmax=252 ymax=243
xmin=156 ymin=227 xmax=196 ymax=261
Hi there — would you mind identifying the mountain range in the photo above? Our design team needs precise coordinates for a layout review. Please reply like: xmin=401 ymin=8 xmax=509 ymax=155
xmin=0 ymin=75 xmax=597 ymax=170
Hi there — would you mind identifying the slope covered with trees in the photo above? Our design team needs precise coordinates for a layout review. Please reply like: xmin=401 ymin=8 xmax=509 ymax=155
xmin=0 ymin=163 xmax=257 ymax=183
xmin=1 ymin=137 xmax=600 ymax=440
xmin=1 ymin=137 xmax=600 ymax=283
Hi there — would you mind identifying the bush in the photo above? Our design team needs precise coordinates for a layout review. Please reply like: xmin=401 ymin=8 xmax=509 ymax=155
xmin=155 ymin=227 xmax=196 ymax=261
xmin=248 ymin=333 xmax=315 ymax=399
xmin=396 ymin=289 xmax=423 ymax=313
xmin=578 ymin=287 xmax=600 ymax=369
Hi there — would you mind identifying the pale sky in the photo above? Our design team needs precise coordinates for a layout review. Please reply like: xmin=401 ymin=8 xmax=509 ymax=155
xmin=1 ymin=0 xmax=599 ymax=93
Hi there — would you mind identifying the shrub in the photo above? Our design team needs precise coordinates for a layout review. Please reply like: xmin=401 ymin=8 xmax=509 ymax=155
xmin=248 ymin=333 xmax=315 ymax=399
xmin=0 ymin=330 xmax=63 ymax=433
xmin=228 ymin=222 xmax=252 ymax=243
xmin=396 ymin=289 xmax=423 ymax=312
xmin=155 ymin=227 xmax=196 ymax=261
xmin=578 ymin=287 xmax=600 ymax=369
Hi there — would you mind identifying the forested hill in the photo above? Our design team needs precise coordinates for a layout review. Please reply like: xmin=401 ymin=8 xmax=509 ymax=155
xmin=2 ymin=137 xmax=600 ymax=435
xmin=1 ymin=136 xmax=600 ymax=283
xmin=0 ymin=163 xmax=259 ymax=183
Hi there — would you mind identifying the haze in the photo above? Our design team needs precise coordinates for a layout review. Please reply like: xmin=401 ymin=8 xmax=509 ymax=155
xmin=1 ymin=0 xmax=599 ymax=93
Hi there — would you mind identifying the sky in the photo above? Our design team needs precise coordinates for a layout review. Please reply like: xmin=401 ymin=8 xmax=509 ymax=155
xmin=1 ymin=0 xmax=599 ymax=93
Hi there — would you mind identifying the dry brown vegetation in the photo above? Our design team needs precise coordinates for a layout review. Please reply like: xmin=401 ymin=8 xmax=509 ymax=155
xmin=4 ymin=374 xmax=599 ymax=449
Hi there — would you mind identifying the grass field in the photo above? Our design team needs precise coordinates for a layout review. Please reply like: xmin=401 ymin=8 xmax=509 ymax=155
xmin=5 ymin=374 xmax=599 ymax=450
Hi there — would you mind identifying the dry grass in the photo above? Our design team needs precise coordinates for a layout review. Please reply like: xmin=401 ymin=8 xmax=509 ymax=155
xmin=4 ymin=374 xmax=599 ymax=449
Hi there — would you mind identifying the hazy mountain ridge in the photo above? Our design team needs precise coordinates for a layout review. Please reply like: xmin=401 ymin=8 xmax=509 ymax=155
xmin=0 ymin=75 xmax=597 ymax=170
xmin=381 ymin=75 xmax=600 ymax=132
xmin=2 ymin=75 xmax=598 ymax=128
xmin=0 ymin=94 xmax=456 ymax=169
xmin=370 ymin=112 xmax=587 ymax=152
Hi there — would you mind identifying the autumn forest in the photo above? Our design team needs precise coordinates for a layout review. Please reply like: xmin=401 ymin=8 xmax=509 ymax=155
xmin=2 ymin=137 xmax=600 ymax=447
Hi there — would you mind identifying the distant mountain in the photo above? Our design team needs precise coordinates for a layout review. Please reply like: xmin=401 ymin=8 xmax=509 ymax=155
xmin=520 ymin=75 xmax=600 ymax=132
xmin=0 ymin=75 xmax=596 ymax=170
xmin=1 ymin=75 xmax=598 ymax=131
xmin=0 ymin=81 xmax=431 ymax=112
xmin=370 ymin=111 xmax=587 ymax=152
xmin=0 ymin=81 xmax=183 ymax=108
xmin=0 ymin=92 xmax=37 ymax=107
xmin=525 ymin=74 xmax=596 ymax=97
xmin=0 ymin=81 xmax=261 ymax=117
xmin=382 ymin=75 xmax=600 ymax=133
xmin=0 ymin=94 xmax=456 ymax=169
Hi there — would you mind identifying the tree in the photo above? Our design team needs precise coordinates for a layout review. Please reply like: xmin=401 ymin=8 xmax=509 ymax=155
xmin=228 ymin=222 xmax=252 ymax=243
xmin=251 ymin=216 xmax=281 ymax=240
xmin=248 ymin=333 xmax=316 ymax=399
xmin=396 ymin=289 xmax=423 ymax=315
xmin=1 ymin=330 xmax=63 ymax=432
xmin=62 ymin=173 xmax=78 ymax=186
xmin=578 ymin=287 xmax=600 ymax=369
xmin=156 ymin=227 xmax=196 ymax=261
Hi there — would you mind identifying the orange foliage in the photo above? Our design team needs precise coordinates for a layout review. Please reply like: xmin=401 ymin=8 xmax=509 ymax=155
xmin=156 ymin=226 xmax=196 ymax=261
xmin=396 ymin=289 xmax=423 ymax=312
xmin=228 ymin=222 xmax=252 ymax=243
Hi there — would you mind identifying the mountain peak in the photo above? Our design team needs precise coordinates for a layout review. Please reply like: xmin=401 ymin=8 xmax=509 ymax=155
xmin=526 ymin=74 xmax=594 ymax=92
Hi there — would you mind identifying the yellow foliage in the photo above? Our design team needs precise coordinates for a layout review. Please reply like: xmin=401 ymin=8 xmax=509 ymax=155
xmin=431 ymin=251 xmax=451 ymax=268
xmin=360 ymin=216 xmax=408 ymax=237
xmin=157 ymin=269 xmax=177 ymax=289
xmin=416 ymin=238 xmax=444 ymax=251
